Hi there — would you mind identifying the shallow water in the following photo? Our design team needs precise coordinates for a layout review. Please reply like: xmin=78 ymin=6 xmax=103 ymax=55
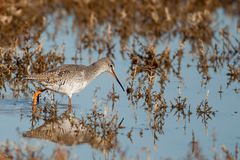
xmin=0 ymin=8 xmax=240 ymax=160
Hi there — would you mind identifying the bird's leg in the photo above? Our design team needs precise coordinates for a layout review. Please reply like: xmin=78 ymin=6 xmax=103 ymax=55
xmin=32 ymin=88 xmax=46 ymax=113
xmin=68 ymin=96 xmax=72 ymax=112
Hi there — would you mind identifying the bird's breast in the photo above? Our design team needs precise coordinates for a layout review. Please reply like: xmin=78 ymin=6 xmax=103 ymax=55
xmin=43 ymin=71 xmax=88 ymax=96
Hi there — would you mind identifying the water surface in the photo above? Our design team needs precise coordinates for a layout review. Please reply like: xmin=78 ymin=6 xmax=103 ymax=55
xmin=0 ymin=5 xmax=239 ymax=160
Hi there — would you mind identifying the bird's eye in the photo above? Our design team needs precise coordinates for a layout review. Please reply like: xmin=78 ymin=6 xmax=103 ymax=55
xmin=109 ymin=64 xmax=113 ymax=68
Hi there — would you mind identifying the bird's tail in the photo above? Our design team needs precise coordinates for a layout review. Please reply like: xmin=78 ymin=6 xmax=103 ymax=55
xmin=22 ymin=75 xmax=38 ymax=80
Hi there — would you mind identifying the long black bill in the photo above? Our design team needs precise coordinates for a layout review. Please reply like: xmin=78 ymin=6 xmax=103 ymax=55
xmin=111 ymin=68 xmax=125 ymax=92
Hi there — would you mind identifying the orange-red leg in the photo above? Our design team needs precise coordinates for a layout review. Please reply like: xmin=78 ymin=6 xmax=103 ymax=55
xmin=32 ymin=89 xmax=45 ymax=113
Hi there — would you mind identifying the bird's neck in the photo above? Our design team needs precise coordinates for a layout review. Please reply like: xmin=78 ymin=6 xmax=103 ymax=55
xmin=86 ymin=62 xmax=105 ymax=82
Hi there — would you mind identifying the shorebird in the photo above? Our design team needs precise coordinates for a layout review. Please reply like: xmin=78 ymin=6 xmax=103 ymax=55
xmin=26 ymin=57 xmax=125 ymax=112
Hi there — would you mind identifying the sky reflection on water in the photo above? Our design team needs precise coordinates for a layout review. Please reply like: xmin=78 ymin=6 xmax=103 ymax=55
xmin=0 ymin=8 xmax=239 ymax=159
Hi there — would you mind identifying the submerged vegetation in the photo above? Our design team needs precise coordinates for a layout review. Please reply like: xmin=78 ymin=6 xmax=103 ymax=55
xmin=0 ymin=131 xmax=238 ymax=160
xmin=0 ymin=0 xmax=239 ymax=159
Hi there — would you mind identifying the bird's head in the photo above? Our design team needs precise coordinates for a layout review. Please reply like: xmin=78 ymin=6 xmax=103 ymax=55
xmin=100 ymin=57 xmax=125 ymax=92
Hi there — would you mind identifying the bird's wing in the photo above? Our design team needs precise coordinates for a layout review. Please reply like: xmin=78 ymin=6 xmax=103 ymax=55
xmin=25 ymin=64 xmax=86 ymax=85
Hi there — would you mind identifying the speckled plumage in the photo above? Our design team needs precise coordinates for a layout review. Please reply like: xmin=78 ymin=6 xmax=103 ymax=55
xmin=26 ymin=57 xmax=124 ymax=106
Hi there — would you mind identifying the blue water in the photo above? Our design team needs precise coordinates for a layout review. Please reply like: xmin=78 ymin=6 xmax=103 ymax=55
xmin=0 ymin=9 xmax=239 ymax=159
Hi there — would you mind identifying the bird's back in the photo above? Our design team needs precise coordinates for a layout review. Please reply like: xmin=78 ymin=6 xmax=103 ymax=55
xmin=26 ymin=64 xmax=87 ymax=89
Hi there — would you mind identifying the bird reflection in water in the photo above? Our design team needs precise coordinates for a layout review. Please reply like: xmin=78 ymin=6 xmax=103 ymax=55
xmin=23 ymin=108 xmax=121 ymax=153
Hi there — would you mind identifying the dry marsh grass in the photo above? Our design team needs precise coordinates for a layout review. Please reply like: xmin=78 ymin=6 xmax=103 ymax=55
xmin=0 ymin=1 xmax=239 ymax=159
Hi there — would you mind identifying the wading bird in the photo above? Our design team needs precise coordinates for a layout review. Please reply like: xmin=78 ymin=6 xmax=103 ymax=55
xmin=26 ymin=57 xmax=125 ymax=113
